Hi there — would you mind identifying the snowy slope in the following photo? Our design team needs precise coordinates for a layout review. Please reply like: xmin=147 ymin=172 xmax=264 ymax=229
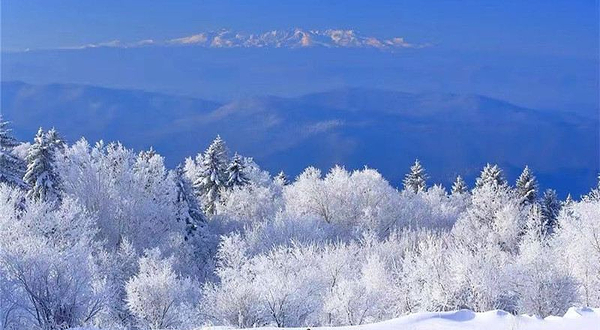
xmin=199 ymin=308 xmax=599 ymax=330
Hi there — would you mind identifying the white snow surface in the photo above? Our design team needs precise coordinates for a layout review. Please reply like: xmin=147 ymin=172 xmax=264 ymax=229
xmin=191 ymin=307 xmax=600 ymax=330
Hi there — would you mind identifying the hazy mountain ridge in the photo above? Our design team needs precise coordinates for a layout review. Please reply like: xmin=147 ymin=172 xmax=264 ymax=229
xmin=1 ymin=81 xmax=597 ymax=196
xmin=4 ymin=46 xmax=597 ymax=114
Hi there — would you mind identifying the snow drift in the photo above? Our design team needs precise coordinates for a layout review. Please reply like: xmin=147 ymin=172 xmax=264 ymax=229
xmin=195 ymin=308 xmax=599 ymax=330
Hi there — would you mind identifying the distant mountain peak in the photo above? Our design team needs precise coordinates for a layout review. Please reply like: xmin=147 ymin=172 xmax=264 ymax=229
xmin=35 ymin=28 xmax=429 ymax=52
xmin=165 ymin=28 xmax=427 ymax=50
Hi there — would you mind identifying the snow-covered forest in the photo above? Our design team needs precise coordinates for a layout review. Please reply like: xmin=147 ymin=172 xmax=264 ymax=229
xmin=0 ymin=118 xmax=599 ymax=330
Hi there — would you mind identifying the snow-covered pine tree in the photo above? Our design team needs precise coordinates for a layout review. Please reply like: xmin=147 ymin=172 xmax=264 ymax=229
xmin=275 ymin=171 xmax=289 ymax=186
xmin=525 ymin=203 xmax=547 ymax=240
xmin=0 ymin=117 xmax=26 ymax=187
xmin=563 ymin=194 xmax=574 ymax=207
xmin=560 ymin=193 xmax=576 ymax=218
xmin=226 ymin=153 xmax=249 ymax=188
xmin=475 ymin=163 xmax=507 ymax=189
xmin=45 ymin=127 xmax=65 ymax=149
xmin=515 ymin=165 xmax=538 ymax=205
xmin=0 ymin=116 xmax=19 ymax=149
xmin=23 ymin=128 xmax=63 ymax=202
xmin=451 ymin=175 xmax=467 ymax=195
xmin=403 ymin=159 xmax=428 ymax=193
xmin=540 ymin=189 xmax=561 ymax=235
xmin=193 ymin=135 xmax=229 ymax=215
xmin=175 ymin=164 xmax=205 ymax=239
xmin=582 ymin=173 xmax=600 ymax=202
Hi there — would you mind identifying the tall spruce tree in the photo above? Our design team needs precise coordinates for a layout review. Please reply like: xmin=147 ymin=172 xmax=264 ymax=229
xmin=226 ymin=153 xmax=249 ymax=188
xmin=563 ymin=193 xmax=574 ymax=207
xmin=175 ymin=164 xmax=205 ymax=238
xmin=540 ymin=189 xmax=561 ymax=235
xmin=23 ymin=128 xmax=63 ymax=202
xmin=193 ymin=135 xmax=229 ymax=215
xmin=515 ymin=165 xmax=538 ymax=205
xmin=0 ymin=117 xmax=19 ymax=149
xmin=451 ymin=175 xmax=468 ymax=195
xmin=561 ymin=193 xmax=575 ymax=218
xmin=525 ymin=203 xmax=547 ymax=239
xmin=475 ymin=163 xmax=507 ymax=189
xmin=0 ymin=117 xmax=26 ymax=187
xmin=275 ymin=171 xmax=289 ymax=186
xmin=403 ymin=159 xmax=428 ymax=193
xmin=46 ymin=128 xmax=65 ymax=149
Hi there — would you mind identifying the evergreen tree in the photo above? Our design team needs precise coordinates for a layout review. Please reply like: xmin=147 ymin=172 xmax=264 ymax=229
xmin=193 ymin=135 xmax=229 ymax=215
xmin=561 ymin=193 xmax=575 ymax=218
xmin=525 ymin=203 xmax=547 ymax=239
xmin=0 ymin=117 xmax=26 ymax=187
xmin=175 ymin=164 xmax=205 ymax=238
xmin=0 ymin=116 xmax=20 ymax=149
xmin=403 ymin=159 xmax=428 ymax=193
xmin=46 ymin=128 xmax=65 ymax=149
xmin=563 ymin=194 xmax=574 ymax=207
xmin=275 ymin=171 xmax=289 ymax=186
xmin=23 ymin=128 xmax=63 ymax=202
xmin=226 ymin=153 xmax=250 ymax=188
xmin=475 ymin=163 xmax=507 ymax=189
xmin=540 ymin=189 xmax=561 ymax=235
xmin=582 ymin=173 xmax=600 ymax=202
xmin=451 ymin=175 xmax=467 ymax=195
xmin=515 ymin=165 xmax=538 ymax=205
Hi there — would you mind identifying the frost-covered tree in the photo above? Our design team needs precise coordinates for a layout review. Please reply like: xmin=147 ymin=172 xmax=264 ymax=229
xmin=540 ymin=189 xmax=561 ymax=235
xmin=324 ymin=254 xmax=393 ymax=325
xmin=0 ymin=117 xmax=26 ymax=188
xmin=46 ymin=128 xmax=65 ymax=149
xmin=0 ymin=186 xmax=103 ymax=330
xmin=403 ymin=159 xmax=427 ymax=193
xmin=582 ymin=173 xmax=600 ymax=202
xmin=0 ymin=117 xmax=19 ymax=149
xmin=524 ymin=203 xmax=547 ymax=239
xmin=451 ymin=175 xmax=467 ymax=195
xmin=56 ymin=140 xmax=188 ymax=254
xmin=175 ymin=164 xmax=205 ymax=238
xmin=284 ymin=166 xmax=400 ymax=237
xmin=125 ymin=249 xmax=199 ymax=330
xmin=226 ymin=153 xmax=250 ymax=187
xmin=194 ymin=135 xmax=229 ymax=215
xmin=23 ymin=128 xmax=64 ymax=202
xmin=515 ymin=166 xmax=538 ymax=205
xmin=275 ymin=171 xmax=289 ymax=186
xmin=93 ymin=239 xmax=139 ymax=328
xmin=554 ymin=197 xmax=600 ymax=306
xmin=563 ymin=193 xmax=574 ymax=207
xmin=217 ymin=179 xmax=283 ymax=229
xmin=453 ymin=180 xmax=525 ymax=253
xmin=475 ymin=163 xmax=507 ymax=189
xmin=515 ymin=215 xmax=578 ymax=317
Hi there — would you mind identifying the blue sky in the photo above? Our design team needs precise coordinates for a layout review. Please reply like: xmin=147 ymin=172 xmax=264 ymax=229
xmin=2 ymin=0 xmax=598 ymax=59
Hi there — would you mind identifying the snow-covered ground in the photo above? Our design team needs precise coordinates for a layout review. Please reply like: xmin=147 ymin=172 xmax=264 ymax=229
xmin=198 ymin=308 xmax=600 ymax=330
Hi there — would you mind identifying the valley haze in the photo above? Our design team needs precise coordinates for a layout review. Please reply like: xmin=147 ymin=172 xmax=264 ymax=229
xmin=1 ymin=80 xmax=597 ymax=197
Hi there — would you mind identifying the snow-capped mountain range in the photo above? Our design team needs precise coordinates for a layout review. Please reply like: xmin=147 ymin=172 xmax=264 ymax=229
xmin=57 ymin=29 xmax=427 ymax=51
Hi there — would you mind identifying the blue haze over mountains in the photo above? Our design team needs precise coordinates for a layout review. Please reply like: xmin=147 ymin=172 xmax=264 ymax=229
xmin=3 ymin=45 xmax=598 ymax=111
xmin=1 ymin=78 xmax=597 ymax=198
